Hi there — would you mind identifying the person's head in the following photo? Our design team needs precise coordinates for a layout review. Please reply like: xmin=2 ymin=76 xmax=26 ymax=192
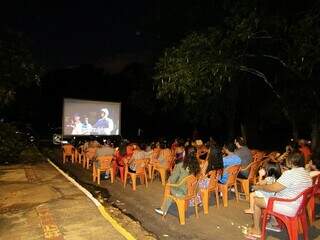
xmin=262 ymin=162 xmax=282 ymax=179
xmin=84 ymin=116 xmax=89 ymax=123
xmin=100 ymin=108 xmax=109 ymax=118
xmin=73 ymin=113 xmax=81 ymax=122
xmin=119 ymin=141 xmax=128 ymax=156
xmin=223 ymin=142 xmax=236 ymax=155
xmin=183 ymin=146 xmax=200 ymax=176
xmin=234 ymin=136 xmax=246 ymax=148
xmin=286 ymin=152 xmax=305 ymax=168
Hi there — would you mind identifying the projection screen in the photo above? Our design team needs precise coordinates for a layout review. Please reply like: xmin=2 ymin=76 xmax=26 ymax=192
xmin=63 ymin=98 xmax=121 ymax=136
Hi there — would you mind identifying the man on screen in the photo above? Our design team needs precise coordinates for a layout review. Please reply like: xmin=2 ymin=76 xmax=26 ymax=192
xmin=71 ymin=113 xmax=84 ymax=135
xmin=93 ymin=108 xmax=114 ymax=135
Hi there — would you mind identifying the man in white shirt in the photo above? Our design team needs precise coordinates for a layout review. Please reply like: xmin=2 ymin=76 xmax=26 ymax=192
xmin=246 ymin=152 xmax=312 ymax=238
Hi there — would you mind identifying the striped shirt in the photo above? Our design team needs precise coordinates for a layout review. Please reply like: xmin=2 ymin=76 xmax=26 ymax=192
xmin=274 ymin=167 xmax=312 ymax=216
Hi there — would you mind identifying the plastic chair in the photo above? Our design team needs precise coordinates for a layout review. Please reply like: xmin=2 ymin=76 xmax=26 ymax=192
xmin=218 ymin=165 xmax=241 ymax=207
xmin=62 ymin=144 xmax=75 ymax=163
xmin=162 ymin=175 xmax=199 ymax=225
xmin=236 ymin=161 xmax=261 ymax=200
xmin=201 ymin=170 xmax=221 ymax=214
xmin=253 ymin=151 xmax=266 ymax=162
xmin=151 ymin=149 xmax=174 ymax=186
xmin=92 ymin=156 xmax=114 ymax=185
xmin=84 ymin=147 xmax=96 ymax=169
xmin=124 ymin=158 xmax=148 ymax=191
xmin=261 ymin=186 xmax=314 ymax=240
xmin=308 ymin=174 xmax=320 ymax=224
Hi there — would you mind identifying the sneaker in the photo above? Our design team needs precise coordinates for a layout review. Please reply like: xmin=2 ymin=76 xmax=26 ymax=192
xmin=154 ymin=208 xmax=166 ymax=216
xmin=266 ymin=223 xmax=282 ymax=232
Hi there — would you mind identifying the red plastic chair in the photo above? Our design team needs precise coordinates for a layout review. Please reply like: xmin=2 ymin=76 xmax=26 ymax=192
xmin=261 ymin=186 xmax=314 ymax=240
xmin=308 ymin=174 xmax=320 ymax=224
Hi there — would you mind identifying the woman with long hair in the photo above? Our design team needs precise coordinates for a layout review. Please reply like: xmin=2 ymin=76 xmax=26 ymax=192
xmin=155 ymin=146 xmax=200 ymax=216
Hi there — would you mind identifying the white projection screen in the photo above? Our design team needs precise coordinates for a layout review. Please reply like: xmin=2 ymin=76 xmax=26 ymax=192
xmin=63 ymin=98 xmax=121 ymax=136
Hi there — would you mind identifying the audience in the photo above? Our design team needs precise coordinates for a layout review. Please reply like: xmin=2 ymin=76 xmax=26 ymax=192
xmin=220 ymin=142 xmax=241 ymax=184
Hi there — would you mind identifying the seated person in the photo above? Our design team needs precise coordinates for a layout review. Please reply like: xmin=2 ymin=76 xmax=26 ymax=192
xmin=246 ymin=152 xmax=312 ymax=238
xmin=219 ymin=142 xmax=241 ymax=184
xmin=234 ymin=137 xmax=253 ymax=178
xmin=127 ymin=144 xmax=147 ymax=173
xmin=154 ymin=146 xmax=200 ymax=216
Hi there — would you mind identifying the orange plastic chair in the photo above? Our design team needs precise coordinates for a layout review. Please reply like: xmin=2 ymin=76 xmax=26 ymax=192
xmin=92 ymin=156 xmax=114 ymax=185
xmin=76 ymin=145 xmax=84 ymax=164
xmin=201 ymin=170 xmax=221 ymax=214
xmin=151 ymin=149 xmax=174 ymax=186
xmin=124 ymin=158 xmax=148 ymax=191
xmin=308 ymin=174 xmax=320 ymax=224
xmin=253 ymin=151 xmax=266 ymax=162
xmin=162 ymin=175 xmax=199 ymax=225
xmin=261 ymin=186 xmax=314 ymax=240
xmin=62 ymin=144 xmax=75 ymax=163
xmin=218 ymin=165 xmax=241 ymax=207
xmin=84 ymin=147 xmax=96 ymax=169
xmin=147 ymin=148 xmax=160 ymax=179
xmin=236 ymin=161 xmax=261 ymax=200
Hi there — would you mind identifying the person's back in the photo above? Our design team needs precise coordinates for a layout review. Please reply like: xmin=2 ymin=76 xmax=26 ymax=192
xmin=220 ymin=143 xmax=241 ymax=183
xmin=274 ymin=166 xmax=311 ymax=216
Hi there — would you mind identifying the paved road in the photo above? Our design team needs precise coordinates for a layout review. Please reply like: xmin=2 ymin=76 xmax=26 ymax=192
xmin=61 ymin=161 xmax=320 ymax=240
xmin=0 ymin=162 xmax=125 ymax=240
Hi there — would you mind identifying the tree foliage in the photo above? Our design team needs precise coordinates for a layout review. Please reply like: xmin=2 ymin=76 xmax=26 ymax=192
xmin=0 ymin=30 xmax=42 ymax=107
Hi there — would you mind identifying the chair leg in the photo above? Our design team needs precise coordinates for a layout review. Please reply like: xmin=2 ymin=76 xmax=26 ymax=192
xmin=123 ymin=169 xmax=128 ymax=188
xmin=201 ymin=190 xmax=209 ymax=214
xmin=131 ymin=174 xmax=137 ymax=191
xmin=97 ymin=169 xmax=101 ymax=185
xmin=110 ymin=169 xmax=114 ymax=183
xmin=160 ymin=169 xmax=166 ymax=186
xmin=194 ymin=197 xmax=199 ymax=219
xmin=215 ymin=189 xmax=220 ymax=208
xmin=234 ymin=183 xmax=239 ymax=202
xmin=144 ymin=172 xmax=148 ymax=188
xmin=148 ymin=165 xmax=152 ymax=179
xmin=92 ymin=164 xmax=96 ymax=182
xmin=261 ymin=212 xmax=268 ymax=240
xmin=300 ymin=213 xmax=309 ymax=240
xmin=175 ymin=199 xmax=186 ymax=225
xmin=220 ymin=186 xmax=228 ymax=207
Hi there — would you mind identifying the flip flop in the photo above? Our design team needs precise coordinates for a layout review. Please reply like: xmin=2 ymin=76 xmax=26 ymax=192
xmin=245 ymin=233 xmax=261 ymax=239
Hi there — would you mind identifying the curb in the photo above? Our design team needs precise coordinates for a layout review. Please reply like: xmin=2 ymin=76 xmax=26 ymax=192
xmin=47 ymin=158 xmax=136 ymax=240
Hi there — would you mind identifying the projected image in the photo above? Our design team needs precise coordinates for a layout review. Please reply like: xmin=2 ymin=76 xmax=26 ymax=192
xmin=63 ymin=99 xmax=121 ymax=136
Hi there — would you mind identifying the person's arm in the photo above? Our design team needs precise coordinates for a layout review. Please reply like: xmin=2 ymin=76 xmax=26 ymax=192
xmin=253 ymin=182 xmax=286 ymax=193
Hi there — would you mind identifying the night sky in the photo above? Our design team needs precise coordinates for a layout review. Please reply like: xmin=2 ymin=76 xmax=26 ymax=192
xmin=1 ymin=1 xmax=152 ymax=67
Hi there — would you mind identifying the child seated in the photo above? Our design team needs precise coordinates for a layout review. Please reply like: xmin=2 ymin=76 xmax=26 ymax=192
xmin=244 ymin=161 xmax=281 ymax=214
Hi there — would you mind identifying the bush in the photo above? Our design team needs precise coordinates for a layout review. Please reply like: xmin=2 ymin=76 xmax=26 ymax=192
xmin=0 ymin=123 xmax=28 ymax=164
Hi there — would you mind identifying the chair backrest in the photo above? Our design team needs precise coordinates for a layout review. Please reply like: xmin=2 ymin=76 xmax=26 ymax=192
xmin=185 ymin=175 xmax=198 ymax=198
xmin=225 ymin=165 xmax=241 ymax=185
xmin=296 ymin=186 xmax=314 ymax=216
xmin=313 ymin=174 xmax=320 ymax=194
xmin=253 ymin=151 xmax=265 ymax=162
xmin=63 ymin=144 xmax=74 ymax=155
xmin=207 ymin=170 xmax=220 ymax=190
xmin=135 ymin=158 xmax=148 ymax=174
xmin=247 ymin=161 xmax=261 ymax=180
xmin=267 ymin=186 xmax=314 ymax=218
xmin=159 ymin=148 xmax=174 ymax=168
xmin=86 ymin=147 xmax=97 ymax=160
xmin=96 ymin=156 xmax=113 ymax=169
